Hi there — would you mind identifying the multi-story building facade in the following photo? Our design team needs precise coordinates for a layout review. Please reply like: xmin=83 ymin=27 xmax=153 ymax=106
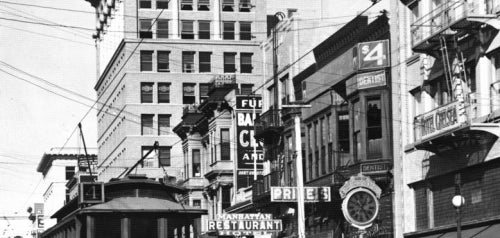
xmin=392 ymin=0 xmax=500 ymax=237
xmin=83 ymin=0 xmax=267 ymax=182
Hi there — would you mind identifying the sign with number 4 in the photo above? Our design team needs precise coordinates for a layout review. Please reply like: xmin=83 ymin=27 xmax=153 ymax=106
xmin=358 ymin=40 xmax=389 ymax=70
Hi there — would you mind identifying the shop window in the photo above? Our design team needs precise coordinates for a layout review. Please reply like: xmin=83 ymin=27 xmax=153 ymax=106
xmin=198 ymin=0 xmax=210 ymax=10
xmin=157 ymin=51 xmax=170 ymax=72
xmin=353 ymin=99 xmax=361 ymax=161
xmin=141 ymin=146 xmax=157 ymax=167
xmin=156 ymin=20 xmax=169 ymax=38
xmin=222 ymin=0 xmax=234 ymax=11
xmin=181 ymin=21 xmax=194 ymax=39
xmin=158 ymin=83 xmax=170 ymax=103
xmin=366 ymin=97 xmax=382 ymax=160
xmin=139 ymin=19 xmax=152 ymax=38
xmin=199 ymin=52 xmax=211 ymax=72
xmin=192 ymin=149 xmax=201 ymax=177
xmin=157 ymin=0 xmax=169 ymax=9
xmin=139 ymin=0 xmax=151 ymax=8
xmin=141 ymin=82 xmax=154 ymax=103
xmin=240 ymin=53 xmax=253 ymax=73
xmin=223 ymin=52 xmax=236 ymax=73
xmin=220 ymin=128 xmax=230 ymax=160
xmin=198 ymin=21 xmax=210 ymax=39
xmin=222 ymin=186 xmax=231 ymax=210
xmin=158 ymin=114 xmax=170 ymax=135
xmin=239 ymin=0 xmax=251 ymax=12
xmin=183 ymin=83 xmax=196 ymax=104
xmin=223 ymin=22 xmax=235 ymax=40
xmin=65 ymin=166 xmax=75 ymax=180
xmin=141 ymin=114 xmax=154 ymax=135
xmin=140 ymin=51 xmax=153 ymax=71
xmin=182 ymin=51 xmax=195 ymax=73
xmin=240 ymin=22 xmax=252 ymax=40
xmin=199 ymin=83 xmax=210 ymax=103
xmin=181 ymin=0 xmax=193 ymax=10
xmin=159 ymin=147 xmax=171 ymax=166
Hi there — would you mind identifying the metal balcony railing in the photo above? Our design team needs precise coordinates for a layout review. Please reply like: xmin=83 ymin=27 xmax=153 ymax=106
xmin=411 ymin=0 xmax=497 ymax=49
xmin=252 ymin=170 xmax=280 ymax=199
xmin=254 ymin=109 xmax=282 ymax=136
xmin=413 ymin=93 xmax=478 ymax=142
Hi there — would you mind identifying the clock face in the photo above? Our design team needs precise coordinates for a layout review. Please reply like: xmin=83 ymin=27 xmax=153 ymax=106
xmin=347 ymin=191 xmax=378 ymax=223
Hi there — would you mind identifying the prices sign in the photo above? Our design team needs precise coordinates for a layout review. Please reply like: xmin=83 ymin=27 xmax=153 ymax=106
xmin=271 ymin=186 xmax=331 ymax=202
xmin=357 ymin=40 xmax=390 ymax=70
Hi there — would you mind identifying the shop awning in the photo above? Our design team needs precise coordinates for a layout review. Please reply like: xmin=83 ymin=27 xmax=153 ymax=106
xmin=405 ymin=223 xmax=500 ymax=238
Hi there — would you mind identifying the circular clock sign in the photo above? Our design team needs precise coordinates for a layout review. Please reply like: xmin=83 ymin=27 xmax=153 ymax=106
xmin=341 ymin=187 xmax=379 ymax=229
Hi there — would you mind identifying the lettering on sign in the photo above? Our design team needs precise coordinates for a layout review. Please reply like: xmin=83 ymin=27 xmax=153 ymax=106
xmin=358 ymin=40 xmax=390 ymax=70
xmin=270 ymin=187 xmax=331 ymax=202
xmin=211 ymin=74 xmax=236 ymax=87
xmin=415 ymin=101 xmax=462 ymax=141
xmin=236 ymin=96 xmax=263 ymax=110
xmin=361 ymin=162 xmax=390 ymax=175
xmin=208 ymin=213 xmax=282 ymax=235
xmin=346 ymin=70 xmax=387 ymax=96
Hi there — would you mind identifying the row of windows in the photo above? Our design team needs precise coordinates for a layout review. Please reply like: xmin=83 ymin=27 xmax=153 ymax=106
xmin=139 ymin=19 xmax=252 ymax=40
xmin=139 ymin=0 xmax=252 ymax=12
xmin=141 ymin=114 xmax=171 ymax=135
xmin=140 ymin=50 xmax=253 ymax=73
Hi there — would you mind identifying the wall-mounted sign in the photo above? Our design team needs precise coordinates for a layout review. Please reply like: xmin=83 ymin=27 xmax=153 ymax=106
xmin=414 ymin=100 xmax=463 ymax=142
xmin=211 ymin=74 xmax=236 ymax=88
xmin=340 ymin=174 xmax=382 ymax=230
xmin=79 ymin=182 xmax=105 ymax=204
xmin=357 ymin=40 xmax=390 ymax=70
xmin=346 ymin=70 xmax=387 ymax=96
xmin=208 ymin=213 xmax=282 ymax=236
xmin=271 ymin=186 xmax=331 ymax=202
xmin=360 ymin=162 xmax=391 ymax=175
xmin=236 ymin=96 xmax=263 ymax=110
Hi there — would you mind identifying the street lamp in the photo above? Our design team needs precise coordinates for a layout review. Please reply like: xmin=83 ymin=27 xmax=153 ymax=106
xmin=452 ymin=194 xmax=465 ymax=238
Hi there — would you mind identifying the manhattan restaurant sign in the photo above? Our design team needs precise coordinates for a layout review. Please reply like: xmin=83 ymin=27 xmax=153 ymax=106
xmin=235 ymin=96 xmax=264 ymax=173
xmin=208 ymin=213 xmax=282 ymax=236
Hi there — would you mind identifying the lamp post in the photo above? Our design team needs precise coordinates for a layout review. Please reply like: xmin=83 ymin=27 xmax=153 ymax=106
xmin=452 ymin=194 xmax=465 ymax=238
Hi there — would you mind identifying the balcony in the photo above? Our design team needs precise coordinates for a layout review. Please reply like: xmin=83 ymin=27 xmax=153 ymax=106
xmin=407 ymin=96 xmax=500 ymax=153
xmin=254 ymin=108 xmax=283 ymax=144
xmin=411 ymin=0 xmax=499 ymax=53
xmin=252 ymin=170 xmax=280 ymax=202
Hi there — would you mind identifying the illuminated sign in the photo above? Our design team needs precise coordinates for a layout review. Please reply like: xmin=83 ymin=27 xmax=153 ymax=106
xmin=208 ymin=213 xmax=282 ymax=236
xmin=271 ymin=187 xmax=331 ymax=202
xmin=357 ymin=40 xmax=390 ymax=70
xmin=414 ymin=101 xmax=463 ymax=142
xmin=346 ymin=70 xmax=387 ymax=96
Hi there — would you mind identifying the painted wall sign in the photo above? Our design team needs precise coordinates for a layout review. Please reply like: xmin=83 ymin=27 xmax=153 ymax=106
xmin=414 ymin=100 xmax=463 ymax=142
xmin=208 ymin=213 xmax=282 ymax=236
xmin=270 ymin=186 xmax=331 ymax=202
xmin=346 ymin=70 xmax=387 ymax=96
xmin=357 ymin=40 xmax=390 ymax=70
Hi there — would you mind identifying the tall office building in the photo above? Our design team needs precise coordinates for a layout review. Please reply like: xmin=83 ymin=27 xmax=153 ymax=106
xmin=83 ymin=0 xmax=267 ymax=182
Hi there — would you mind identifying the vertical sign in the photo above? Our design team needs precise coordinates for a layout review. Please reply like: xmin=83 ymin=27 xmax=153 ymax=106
xmin=235 ymin=95 xmax=263 ymax=189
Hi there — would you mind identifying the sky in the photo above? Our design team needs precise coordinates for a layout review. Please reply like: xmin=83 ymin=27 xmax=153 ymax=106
xmin=0 ymin=0 xmax=97 ymax=235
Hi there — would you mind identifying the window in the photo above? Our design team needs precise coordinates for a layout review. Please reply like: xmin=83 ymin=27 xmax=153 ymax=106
xmin=198 ymin=21 xmax=210 ymax=39
xmin=192 ymin=149 xmax=201 ymax=177
xmin=141 ymin=114 xmax=154 ymax=135
xmin=139 ymin=19 xmax=152 ymax=38
xmin=314 ymin=122 xmax=319 ymax=177
xmin=337 ymin=112 xmax=349 ymax=166
xmin=240 ymin=53 xmax=253 ymax=73
xmin=183 ymin=83 xmax=196 ymax=104
xmin=141 ymin=82 xmax=153 ymax=103
xmin=223 ymin=52 xmax=236 ymax=73
xmin=320 ymin=118 xmax=326 ymax=175
xmin=240 ymin=84 xmax=253 ymax=95
xmin=159 ymin=147 xmax=171 ymax=166
xmin=220 ymin=128 xmax=230 ymax=160
xmin=193 ymin=199 xmax=201 ymax=208
xmin=181 ymin=21 xmax=194 ymax=39
xmin=222 ymin=0 xmax=234 ymax=11
xmin=199 ymin=83 xmax=210 ymax=103
xmin=157 ymin=20 xmax=168 ymax=38
xmin=157 ymin=51 xmax=170 ymax=72
xmin=239 ymin=22 xmax=251 ymax=40
xmin=141 ymin=146 xmax=157 ymax=167
xmin=157 ymin=0 xmax=169 ymax=9
xmin=239 ymin=0 xmax=251 ymax=12
xmin=222 ymin=187 xmax=231 ymax=210
xmin=140 ymin=51 xmax=153 ymax=71
xmin=223 ymin=22 xmax=235 ymax=40
xmin=182 ymin=51 xmax=195 ymax=73
xmin=158 ymin=114 xmax=170 ymax=135
xmin=198 ymin=0 xmax=210 ymax=10
xmin=353 ymin=100 xmax=361 ymax=161
xmin=139 ymin=0 xmax=151 ymax=8
xmin=65 ymin=166 xmax=75 ymax=180
xmin=366 ymin=97 xmax=382 ymax=160
xmin=158 ymin=83 xmax=170 ymax=103
xmin=181 ymin=0 xmax=193 ymax=10
xmin=199 ymin=52 xmax=211 ymax=72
